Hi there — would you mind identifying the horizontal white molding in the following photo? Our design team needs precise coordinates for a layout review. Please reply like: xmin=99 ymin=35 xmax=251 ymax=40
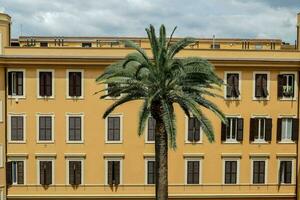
xmin=249 ymin=153 xmax=270 ymax=158
xmin=183 ymin=153 xmax=204 ymax=158
xmin=276 ymin=153 xmax=297 ymax=157
xmin=35 ymin=153 xmax=57 ymax=158
xmin=7 ymin=153 xmax=28 ymax=158
xmin=64 ymin=153 xmax=86 ymax=158
xmin=221 ymin=153 xmax=242 ymax=158
xmin=143 ymin=153 xmax=154 ymax=158
xmin=103 ymin=153 xmax=125 ymax=158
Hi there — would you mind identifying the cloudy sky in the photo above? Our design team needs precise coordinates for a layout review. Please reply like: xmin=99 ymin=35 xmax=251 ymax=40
xmin=1 ymin=0 xmax=299 ymax=43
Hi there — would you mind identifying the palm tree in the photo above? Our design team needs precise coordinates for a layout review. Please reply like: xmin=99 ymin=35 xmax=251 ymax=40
xmin=95 ymin=25 xmax=226 ymax=200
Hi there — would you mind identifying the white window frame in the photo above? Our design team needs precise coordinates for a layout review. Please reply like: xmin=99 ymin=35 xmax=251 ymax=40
xmin=277 ymin=157 xmax=295 ymax=184
xmin=36 ymin=69 xmax=55 ymax=99
xmin=7 ymin=69 xmax=26 ymax=99
xmin=251 ymin=115 xmax=270 ymax=144
xmin=66 ymin=113 xmax=84 ymax=144
xmin=253 ymin=71 xmax=270 ymax=101
xmin=36 ymin=113 xmax=55 ymax=143
xmin=105 ymin=114 xmax=123 ymax=144
xmin=278 ymin=115 xmax=296 ymax=143
xmin=0 ymin=144 xmax=3 ymax=168
xmin=65 ymin=157 xmax=84 ymax=185
xmin=145 ymin=116 xmax=155 ymax=144
xmin=8 ymin=113 xmax=26 ymax=143
xmin=0 ymin=100 xmax=3 ymax=122
xmin=66 ymin=69 xmax=84 ymax=99
xmin=251 ymin=157 xmax=268 ymax=185
xmin=8 ymin=157 xmax=27 ymax=185
xmin=185 ymin=115 xmax=202 ymax=144
xmin=223 ymin=115 xmax=242 ymax=144
xmin=104 ymin=157 xmax=123 ymax=185
xmin=144 ymin=157 xmax=155 ymax=185
xmin=222 ymin=157 xmax=240 ymax=184
xmin=36 ymin=157 xmax=55 ymax=185
xmin=224 ymin=71 xmax=242 ymax=100
xmin=279 ymin=72 xmax=297 ymax=101
xmin=184 ymin=158 xmax=202 ymax=185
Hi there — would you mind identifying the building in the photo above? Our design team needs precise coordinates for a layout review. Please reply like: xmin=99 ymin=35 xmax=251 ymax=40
xmin=0 ymin=11 xmax=300 ymax=200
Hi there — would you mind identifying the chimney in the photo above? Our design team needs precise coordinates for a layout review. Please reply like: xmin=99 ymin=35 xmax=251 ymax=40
xmin=0 ymin=12 xmax=11 ymax=55
xmin=297 ymin=12 xmax=300 ymax=50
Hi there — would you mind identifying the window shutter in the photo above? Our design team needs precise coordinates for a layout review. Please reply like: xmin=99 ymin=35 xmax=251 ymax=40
xmin=265 ymin=118 xmax=272 ymax=142
xmin=279 ymin=161 xmax=284 ymax=184
xmin=277 ymin=75 xmax=284 ymax=98
xmin=17 ymin=161 xmax=24 ymax=184
xmin=45 ymin=72 xmax=52 ymax=96
xmin=107 ymin=161 xmax=113 ymax=185
xmin=194 ymin=119 xmax=201 ymax=142
xmin=40 ymin=162 xmax=45 ymax=185
xmin=69 ymin=72 xmax=74 ymax=97
xmin=75 ymin=73 xmax=82 ymax=97
xmin=255 ymin=75 xmax=262 ymax=97
xmin=226 ymin=74 xmax=233 ymax=98
xmin=250 ymin=118 xmax=258 ymax=142
xmin=262 ymin=74 xmax=269 ymax=97
xmin=290 ymin=74 xmax=295 ymax=97
xmin=6 ymin=162 xmax=12 ymax=185
xmin=233 ymin=74 xmax=240 ymax=97
xmin=114 ymin=161 xmax=120 ymax=185
xmin=147 ymin=117 xmax=155 ymax=141
xmin=188 ymin=118 xmax=194 ymax=142
xmin=147 ymin=161 xmax=155 ymax=184
xmin=45 ymin=162 xmax=52 ymax=185
xmin=69 ymin=161 xmax=75 ymax=185
xmin=277 ymin=118 xmax=282 ymax=142
xmin=221 ymin=122 xmax=227 ymax=141
xmin=253 ymin=161 xmax=259 ymax=183
xmin=285 ymin=161 xmax=292 ymax=183
xmin=16 ymin=72 xmax=23 ymax=95
xmin=39 ymin=73 xmax=45 ymax=96
xmin=187 ymin=161 xmax=193 ymax=184
xmin=8 ymin=72 xmax=12 ymax=95
xmin=292 ymin=118 xmax=299 ymax=141
xmin=75 ymin=161 xmax=81 ymax=185
xmin=193 ymin=161 xmax=199 ymax=184
xmin=115 ymin=117 xmax=120 ymax=141
xmin=237 ymin=118 xmax=243 ymax=142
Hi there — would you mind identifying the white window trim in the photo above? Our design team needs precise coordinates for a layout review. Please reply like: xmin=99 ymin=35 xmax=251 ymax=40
xmin=66 ymin=113 xmax=84 ymax=144
xmin=144 ymin=157 xmax=155 ymax=185
xmin=251 ymin=115 xmax=270 ymax=144
xmin=223 ymin=115 xmax=242 ymax=144
xmin=184 ymin=158 xmax=202 ymax=185
xmin=145 ymin=116 xmax=155 ymax=144
xmin=36 ymin=69 xmax=55 ymax=99
xmin=36 ymin=157 xmax=55 ymax=185
xmin=105 ymin=114 xmax=123 ymax=144
xmin=8 ymin=157 xmax=27 ymax=185
xmin=278 ymin=71 xmax=297 ymax=101
xmin=0 ymin=100 xmax=3 ymax=122
xmin=222 ymin=157 xmax=240 ymax=184
xmin=7 ymin=69 xmax=26 ymax=99
xmin=0 ymin=144 xmax=3 ymax=168
xmin=66 ymin=69 xmax=84 ymax=99
xmin=104 ymin=84 xmax=123 ymax=100
xmin=104 ymin=157 xmax=123 ymax=185
xmin=8 ymin=113 xmax=26 ymax=143
xmin=36 ymin=113 xmax=55 ymax=143
xmin=277 ymin=157 xmax=295 ymax=184
xmin=184 ymin=115 xmax=202 ymax=144
xmin=224 ymin=71 xmax=242 ymax=100
xmin=278 ymin=115 xmax=296 ymax=144
xmin=251 ymin=157 xmax=268 ymax=185
xmin=252 ymin=71 xmax=270 ymax=101
xmin=65 ymin=157 xmax=84 ymax=185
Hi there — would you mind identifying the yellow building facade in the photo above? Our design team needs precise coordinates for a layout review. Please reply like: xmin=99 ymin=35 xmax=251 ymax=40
xmin=0 ymin=12 xmax=300 ymax=200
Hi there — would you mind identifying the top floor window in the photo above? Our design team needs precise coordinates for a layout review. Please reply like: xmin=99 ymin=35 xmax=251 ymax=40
xmin=107 ymin=83 xmax=121 ymax=98
xmin=225 ymin=73 xmax=240 ymax=99
xmin=187 ymin=117 xmax=201 ymax=143
xmin=254 ymin=73 xmax=269 ymax=99
xmin=39 ymin=71 xmax=53 ymax=97
xmin=8 ymin=71 xmax=24 ymax=97
xmin=278 ymin=74 xmax=295 ymax=99
xmin=147 ymin=117 xmax=155 ymax=142
xmin=68 ymin=71 xmax=83 ymax=98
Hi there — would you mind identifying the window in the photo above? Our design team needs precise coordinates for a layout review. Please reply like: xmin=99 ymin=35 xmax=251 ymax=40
xmin=67 ymin=115 xmax=83 ymax=142
xmin=67 ymin=70 xmax=83 ymax=98
xmin=38 ymin=115 xmax=53 ymax=142
xmin=147 ymin=117 xmax=155 ymax=142
xmin=211 ymin=44 xmax=220 ymax=49
xmin=250 ymin=118 xmax=272 ymax=143
xmin=186 ymin=117 xmax=201 ymax=143
xmin=106 ymin=116 xmax=122 ymax=142
xmin=6 ymin=161 xmax=25 ymax=185
xmin=278 ymin=74 xmax=295 ymax=98
xmin=40 ymin=42 xmax=48 ymax=47
xmin=277 ymin=118 xmax=298 ymax=142
xmin=146 ymin=159 xmax=155 ymax=184
xmin=107 ymin=83 xmax=121 ymax=98
xmin=279 ymin=160 xmax=293 ymax=184
xmin=8 ymin=70 xmax=24 ymax=97
xmin=255 ymin=44 xmax=263 ymax=50
xmin=252 ymin=160 xmax=266 ymax=184
xmin=39 ymin=160 xmax=53 ymax=186
xmin=38 ymin=71 xmax=53 ymax=97
xmin=186 ymin=160 xmax=200 ymax=184
xmin=225 ymin=73 xmax=240 ymax=99
xmin=9 ymin=115 xmax=25 ymax=142
xmin=68 ymin=160 xmax=82 ymax=185
xmin=106 ymin=160 xmax=121 ymax=185
xmin=221 ymin=117 xmax=243 ymax=142
xmin=82 ymin=43 xmax=92 ymax=48
xmin=254 ymin=73 xmax=269 ymax=99
xmin=224 ymin=160 xmax=238 ymax=184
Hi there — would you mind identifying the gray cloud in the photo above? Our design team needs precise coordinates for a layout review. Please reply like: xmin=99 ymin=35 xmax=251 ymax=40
xmin=1 ymin=0 xmax=299 ymax=43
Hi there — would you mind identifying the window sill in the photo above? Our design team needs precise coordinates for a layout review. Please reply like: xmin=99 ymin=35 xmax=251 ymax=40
xmin=223 ymin=141 xmax=240 ymax=144
xmin=185 ymin=141 xmax=203 ymax=144
xmin=145 ymin=141 xmax=155 ymax=144
xmin=37 ymin=96 xmax=55 ymax=100
xmin=252 ymin=140 xmax=268 ymax=144
xmin=105 ymin=141 xmax=123 ymax=144
xmin=278 ymin=141 xmax=295 ymax=144
xmin=224 ymin=97 xmax=241 ymax=101
xmin=278 ymin=97 xmax=296 ymax=101
xmin=37 ymin=141 xmax=55 ymax=144
xmin=66 ymin=96 xmax=84 ymax=100
xmin=66 ymin=141 xmax=84 ymax=144
xmin=8 ymin=96 xmax=26 ymax=99
xmin=253 ymin=97 xmax=269 ymax=101
xmin=8 ymin=141 xmax=26 ymax=144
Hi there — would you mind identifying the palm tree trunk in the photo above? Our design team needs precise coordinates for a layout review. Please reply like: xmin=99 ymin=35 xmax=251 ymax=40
xmin=152 ymin=101 xmax=168 ymax=200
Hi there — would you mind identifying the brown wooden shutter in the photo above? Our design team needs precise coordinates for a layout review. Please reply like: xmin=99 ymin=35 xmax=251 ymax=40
xmin=69 ymin=161 xmax=75 ymax=185
xmin=237 ymin=118 xmax=243 ymax=142
xmin=265 ymin=118 xmax=272 ymax=142
xmin=39 ymin=72 xmax=45 ymax=96
xmin=262 ymin=74 xmax=269 ymax=97
xmin=45 ymin=161 xmax=52 ymax=185
xmin=226 ymin=74 xmax=233 ymax=97
xmin=69 ymin=72 xmax=75 ymax=97
xmin=114 ymin=161 xmax=120 ymax=185
xmin=75 ymin=72 xmax=82 ymax=97
xmin=277 ymin=75 xmax=284 ymax=98
xmin=107 ymin=161 xmax=113 ymax=185
xmin=250 ymin=118 xmax=258 ymax=142
xmin=233 ymin=74 xmax=240 ymax=97
xmin=292 ymin=118 xmax=299 ymax=141
xmin=75 ymin=161 xmax=81 ymax=185
xmin=194 ymin=119 xmax=200 ymax=142
xmin=255 ymin=75 xmax=262 ymax=97
xmin=8 ymin=72 xmax=13 ymax=95
xmin=221 ymin=121 xmax=227 ymax=141
xmin=187 ymin=118 xmax=194 ymax=142
xmin=16 ymin=72 xmax=23 ymax=95
xmin=187 ymin=161 xmax=193 ymax=184
xmin=6 ymin=162 xmax=12 ymax=185
xmin=285 ymin=161 xmax=292 ymax=183
xmin=45 ymin=72 xmax=52 ymax=96
xmin=277 ymin=118 xmax=282 ymax=142
xmin=279 ymin=161 xmax=284 ymax=183
xmin=17 ymin=161 xmax=24 ymax=184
